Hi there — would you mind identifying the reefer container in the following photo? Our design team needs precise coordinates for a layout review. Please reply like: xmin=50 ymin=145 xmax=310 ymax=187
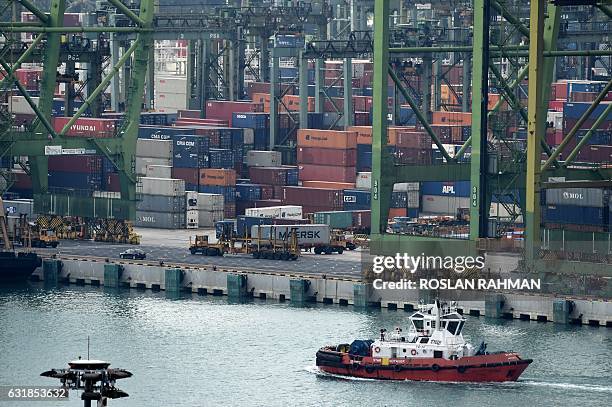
xmin=136 ymin=157 xmax=172 ymax=176
xmin=136 ymin=194 xmax=186 ymax=213
xmin=251 ymin=224 xmax=330 ymax=245
xmin=186 ymin=191 xmax=199 ymax=208
xmin=297 ymin=147 xmax=357 ymax=166
xmin=246 ymin=150 xmax=282 ymax=167
xmin=186 ymin=210 xmax=199 ymax=229
xmin=355 ymin=172 xmax=372 ymax=190
xmin=297 ymin=129 xmax=358 ymax=149
xmin=197 ymin=193 xmax=224 ymax=211
xmin=146 ymin=165 xmax=172 ymax=179
xmin=545 ymin=188 xmax=608 ymax=208
xmin=421 ymin=195 xmax=470 ymax=215
xmin=136 ymin=139 xmax=173 ymax=159
xmin=140 ymin=177 xmax=185 ymax=197
xmin=135 ymin=211 xmax=186 ymax=229
xmin=244 ymin=205 xmax=303 ymax=219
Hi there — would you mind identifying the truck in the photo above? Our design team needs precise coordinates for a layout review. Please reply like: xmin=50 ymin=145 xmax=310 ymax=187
xmin=250 ymin=224 xmax=348 ymax=254
xmin=13 ymin=215 xmax=59 ymax=248
xmin=189 ymin=226 xmax=300 ymax=261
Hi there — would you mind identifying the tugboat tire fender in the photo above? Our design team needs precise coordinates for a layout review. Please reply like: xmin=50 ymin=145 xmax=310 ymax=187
xmin=431 ymin=364 xmax=440 ymax=372
xmin=365 ymin=366 xmax=376 ymax=374
xmin=411 ymin=349 xmax=417 ymax=356
xmin=393 ymin=364 xmax=403 ymax=372
xmin=457 ymin=365 xmax=467 ymax=373
xmin=374 ymin=347 xmax=381 ymax=353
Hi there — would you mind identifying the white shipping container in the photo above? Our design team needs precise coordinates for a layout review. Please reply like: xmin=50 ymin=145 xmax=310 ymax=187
xmin=251 ymin=224 xmax=330 ymax=245
xmin=136 ymin=139 xmax=173 ymax=159
xmin=421 ymin=194 xmax=470 ymax=215
xmin=356 ymin=172 xmax=372 ymax=190
xmin=7 ymin=95 xmax=38 ymax=115
xmin=156 ymin=76 xmax=188 ymax=94
xmin=394 ymin=182 xmax=419 ymax=192
xmin=546 ymin=111 xmax=563 ymax=130
xmin=92 ymin=191 xmax=121 ymax=199
xmin=246 ymin=150 xmax=282 ymax=167
xmin=244 ymin=205 xmax=302 ymax=219
xmin=242 ymin=128 xmax=254 ymax=145
xmin=407 ymin=190 xmax=419 ymax=208
xmin=186 ymin=191 xmax=198 ymax=208
xmin=136 ymin=157 xmax=172 ymax=176
xmin=146 ymin=165 xmax=172 ymax=178
xmin=2 ymin=199 xmax=34 ymax=216
xmin=155 ymin=92 xmax=187 ymax=111
xmin=186 ymin=209 xmax=199 ymax=229
xmin=197 ymin=193 xmax=224 ymax=211
xmin=198 ymin=210 xmax=225 ymax=227
xmin=140 ymin=177 xmax=185 ymax=197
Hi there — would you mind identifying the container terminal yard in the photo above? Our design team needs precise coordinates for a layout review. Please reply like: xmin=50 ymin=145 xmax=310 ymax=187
xmin=1 ymin=0 xmax=612 ymax=405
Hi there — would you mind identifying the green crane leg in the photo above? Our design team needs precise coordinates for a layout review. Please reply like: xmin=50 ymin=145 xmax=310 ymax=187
xmin=30 ymin=0 xmax=66 ymax=196
xmin=371 ymin=0 xmax=393 ymax=235
xmin=118 ymin=0 xmax=155 ymax=220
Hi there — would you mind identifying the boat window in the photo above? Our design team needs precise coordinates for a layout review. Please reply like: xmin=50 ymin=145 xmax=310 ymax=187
xmin=446 ymin=321 xmax=459 ymax=334
xmin=431 ymin=320 xmax=436 ymax=329
xmin=456 ymin=321 xmax=465 ymax=334
xmin=419 ymin=337 xmax=429 ymax=344
xmin=413 ymin=319 xmax=424 ymax=330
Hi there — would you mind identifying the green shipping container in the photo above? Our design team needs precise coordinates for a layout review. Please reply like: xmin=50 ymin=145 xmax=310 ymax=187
xmin=313 ymin=211 xmax=353 ymax=229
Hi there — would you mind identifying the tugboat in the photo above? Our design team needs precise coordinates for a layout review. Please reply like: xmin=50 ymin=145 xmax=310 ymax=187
xmin=0 ymin=197 xmax=42 ymax=282
xmin=316 ymin=300 xmax=532 ymax=382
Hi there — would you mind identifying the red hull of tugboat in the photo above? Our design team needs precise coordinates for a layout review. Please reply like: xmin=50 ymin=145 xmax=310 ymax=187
xmin=316 ymin=350 xmax=532 ymax=382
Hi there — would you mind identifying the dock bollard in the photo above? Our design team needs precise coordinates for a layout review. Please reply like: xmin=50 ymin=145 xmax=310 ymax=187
xmin=103 ymin=264 xmax=123 ymax=288
xmin=553 ymin=299 xmax=572 ymax=325
xmin=42 ymin=259 xmax=62 ymax=286
xmin=164 ymin=268 xmax=184 ymax=294
xmin=290 ymin=279 xmax=311 ymax=305
xmin=485 ymin=293 xmax=505 ymax=318
xmin=227 ymin=274 xmax=248 ymax=300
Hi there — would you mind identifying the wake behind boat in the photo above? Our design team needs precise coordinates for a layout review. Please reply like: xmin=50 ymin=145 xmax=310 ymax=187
xmin=316 ymin=300 xmax=532 ymax=382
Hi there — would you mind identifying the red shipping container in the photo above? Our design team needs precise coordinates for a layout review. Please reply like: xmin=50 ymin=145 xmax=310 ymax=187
xmin=12 ymin=171 xmax=32 ymax=189
xmin=177 ymin=110 xmax=203 ymax=119
xmin=302 ymin=181 xmax=355 ymax=189
xmin=299 ymin=164 xmax=356 ymax=183
xmin=249 ymin=167 xmax=288 ymax=185
xmin=279 ymin=186 xmax=343 ymax=209
xmin=577 ymin=145 xmax=612 ymax=163
xmin=53 ymin=117 xmax=116 ymax=138
xmin=205 ymin=101 xmax=263 ymax=123
xmin=175 ymin=118 xmax=229 ymax=127
xmin=388 ymin=208 xmax=407 ymax=218
xmin=105 ymin=173 xmax=121 ymax=192
xmin=297 ymin=147 xmax=356 ymax=166
xmin=549 ymin=100 xmax=564 ymax=112
xmin=351 ymin=210 xmax=371 ymax=230
xmin=260 ymin=185 xmax=274 ymax=200
xmin=48 ymin=155 xmax=102 ymax=173
xmin=354 ymin=112 xmax=370 ymax=126
xmin=172 ymin=167 xmax=200 ymax=186
xmin=391 ymin=147 xmax=432 ymax=165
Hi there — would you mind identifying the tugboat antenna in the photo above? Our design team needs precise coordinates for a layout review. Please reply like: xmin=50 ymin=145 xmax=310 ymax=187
xmin=87 ymin=336 xmax=90 ymax=360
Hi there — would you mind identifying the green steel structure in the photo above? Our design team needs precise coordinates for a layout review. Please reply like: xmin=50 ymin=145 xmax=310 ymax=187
xmin=1 ymin=0 xmax=154 ymax=220
xmin=369 ymin=0 xmax=612 ymax=269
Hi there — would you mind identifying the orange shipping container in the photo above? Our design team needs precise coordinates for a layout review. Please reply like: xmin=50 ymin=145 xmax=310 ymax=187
xmin=432 ymin=111 xmax=472 ymax=125
xmin=388 ymin=208 xmax=407 ymax=218
xmin=297 ymin=129 xmax=358 ymax=149
xmin=199 ymin=168 xmax=236 ymax=186
xmin=301 ymin=181 xmax=356 ymax=189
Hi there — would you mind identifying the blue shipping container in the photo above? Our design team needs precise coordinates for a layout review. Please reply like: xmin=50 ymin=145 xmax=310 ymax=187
xmin=563 ymin=102 xmax=612 ymax=121
xmin=285 ymin=167 xmax=299 ymax=186
xmin=343 ymin=189 xmax=371 ymax=211
xmin=391 ymin=191 xmax=408 ymax=208
xmin=49 ymin=171 xmax=102 ymax=190
xmin=199 ymin=185 xmax=236 ymax=202
xmin=236 ymin=184 xmax=262 ymax=201
xmin=138 ymin=125 xmax=194 ymax=140
xmin=421 ymin=181 xmax=471 ymax=197
xmin=232 ymin=112 xmax=269 ymax=129
xmin=543 ymin=204 xmax=607 ymax=226
xmin=215 ymin=220 xmax=236 ymax=239
xmin=236 ymin=216 xmax=274 ymax=237
xmin=173 ymin=135 xmax=210 ymax=168
xmin=209 ymin=148 xmax=235 ymax=169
